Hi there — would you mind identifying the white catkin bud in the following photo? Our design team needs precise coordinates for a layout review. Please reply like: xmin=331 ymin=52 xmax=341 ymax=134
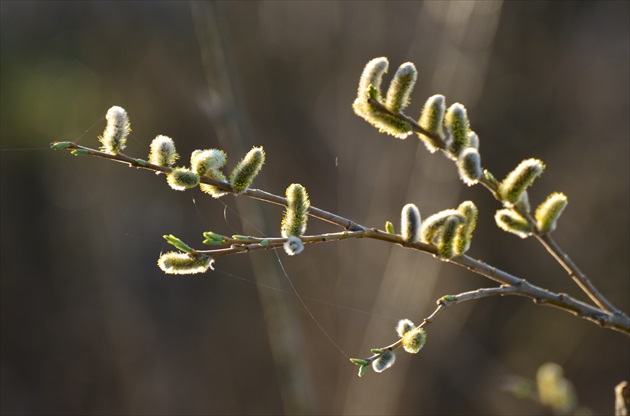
xmin=417 ymin=94 xmax=446 ymax=152
xmin=495 ymin=208 xmax=532 ymax=238
xmin=372 ymin=351 xmax=396 ymax=373
xmin=444 ymin=103 xmax=470 ymax=158
xmin=230 ymin=147 xmax=265 ymax=194
xmin=352 ymin=57 xmax=413 ymax=139
xmin=157 ymin=252 xmax=214 ymax=275
xmin=191 ymin=149 xmax=227 ymax=177
xmin=515 ymin=191 xmax=531 ymax=213
xmin=283 ymin=236 xmax=304 ymax=256
xmin=99 ymin=106 xmax=130 ymax=155
xmin=384 ymin=62 xmax=417 ymax=112
xmin=396 ymin=319 xmax=415 ymax=337
xmin=498 ymin=158 xmax=546 ymax=204
xmin=535 ymin=192 xmax=568 ymax=234
xmin=420 ymin=209 xmax=465 ymax=245
xmin=148 ymin=135 xmax=179 ymax=167
xmin=437 ymin=216 xmax=463 ymax=260
xmin=401 ymin=327 xmax=427 ymax=354
xmin=167 ymin=167 xmax=200 ymax=191
xmin=356 ymin=57 xmax=389 ymax=104
xmin=457 ymin=147 xmax=482 ymax=186
xmin=401 ymin=203 xmax=421 ymax=243
xmin=468 ymin=131 xmax=480 ymax=150
xmin=281 ymin=183 xmax=310 ymax=238
xmin=455 ymin=201 xmax=478 ymax=256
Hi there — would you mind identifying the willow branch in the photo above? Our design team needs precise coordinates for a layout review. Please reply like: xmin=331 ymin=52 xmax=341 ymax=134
xmin=52 ymin=142 xmax=630 ymax=335
xmin=357 ymin=286 xmax=518 ymax=364
xmin=366 ymin=98 xmax=622 ymax=316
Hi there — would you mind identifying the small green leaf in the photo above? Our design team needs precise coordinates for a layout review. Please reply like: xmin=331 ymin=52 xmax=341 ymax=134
xmin=202 ymin=231 xmax=225 ymax=244
xmin=350 ymin=358 xmax=369 ymax=366
xmin=259 ymin=239 xmax=269 ymax=246
xmin=358 ymin=364 xmax=368 ymax=378
xmin=135 ymin=158 xmax=147 ymax=166
xmin=163 ymin=234 xmax=193 ymax=253
xmin=71 ymin=149 xmax=89 ymax=156
xmin=367 ymin=84 xmax=379 ymax=100
xmin=232 ymin=235 xmax=250 ymax=240
xmin=385 ymin=221 xmax=395 ymax=234
xmin=370 ymin=348 xmax=384 ymax=354
xmin=441 ymin=295 xmax=456 ymax=302
xmin=50 ymin=141 xmax=72 ymax=150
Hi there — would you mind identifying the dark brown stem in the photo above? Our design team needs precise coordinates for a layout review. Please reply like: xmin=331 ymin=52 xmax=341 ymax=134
xmin=53 ymin=142 xmax=630 ymax=335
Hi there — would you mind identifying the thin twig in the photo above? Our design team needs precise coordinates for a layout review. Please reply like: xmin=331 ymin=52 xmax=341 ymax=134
xmin=357 ymin=286 xmax=520 ymax=364
xmin=52 ymin=142 xmax=630 ymax=335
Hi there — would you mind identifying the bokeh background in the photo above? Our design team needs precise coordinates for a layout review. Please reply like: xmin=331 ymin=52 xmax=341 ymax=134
xmin=1 ymin=1 xmax=628 ymax=415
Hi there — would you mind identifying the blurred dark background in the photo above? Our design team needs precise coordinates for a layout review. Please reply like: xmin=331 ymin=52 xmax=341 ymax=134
xmin=1 ymin=1 xmax=628 ymax=415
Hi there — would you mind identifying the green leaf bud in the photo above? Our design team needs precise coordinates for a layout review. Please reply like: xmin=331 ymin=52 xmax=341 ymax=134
xmin=158 ymin=251 xmax=214 ymax=275
xmin=202 ymin=231 xmax=226 ymax=245
xmin=163 ymin=234 xmax=193 ymax=253
xmin=283 ymin=236 xmax=304 ymax=256
xmin=370 ymin=349 xmax=384 ymax=354
xmin=457 ymin=147 xmax=482 ymax=186
xmin=71 ymin=149 xmax=89 ymax=156
xmin=199 ymin=169 xmax=229 ymax=199
xmin=135 ymin=159 xmax=147 ymax=166
xmin=498 ymin=158 xmax=545 ymax=204
xmin=350 ymin=358 xmax=370 ymax=367
xmin=484 ymin=169 xmax=499 ymax=188
xmin=51 ymin=141 xmax=72 ymax=150
xmin=444 ymin=103 xmax=470 ymax=157
xmin=420 ymin=209 xmax=466 ymax=245
xmin=417 ymin=94 xmax=446 ymax=152
xmin=401 ymin=327 xmax=427 ymax=354
xmin=401 ymin=203 xmax=421 ymax=243
xmin=455 ymin=201 xmax=478 ymax=256
xmin=441 ymin=295 xmax=456 ymax=302
xmin=396 ymin=319 xmax=415 ymax=337
xmin=437 ymin=215 xmax=463 ymax=260
xmin=98 ymin=106 xmax=130 ymax=155
xmin=281 ymin=183 xmax=310 ymax=238
xmin=385 ymin=62 xmax=417 ymax=113
xmin=495 ymin=208 xmax=532 ymax=238
xmin=191 ymin=149 xmax=227 ymax=177
xmin=167 ymin=167 xmax=200 ymax=191
xmin=148 ymin=135 xmax=179 ymax=168
xmin=385 ymin=221 xmax=395 ymax=234
xmin=372 ymin=350 xmax=396 ymax=373
xmin=230 ymin=146 xmax=265 ymax=194
xmin=535 ymin=192 xmax=568 ymax=234
xmin=358 ymin=364 xmax=368 ymax=378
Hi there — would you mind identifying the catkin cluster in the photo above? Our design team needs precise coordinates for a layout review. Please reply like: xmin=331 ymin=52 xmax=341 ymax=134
xmin=399 ymin=201 xmax=478 ymax=260
xmin=353 ymin=58 xmax=569 ymax=240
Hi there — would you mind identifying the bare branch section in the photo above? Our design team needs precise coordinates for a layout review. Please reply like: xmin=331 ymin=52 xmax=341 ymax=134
xmin=51 ymin=142 xmax=630 ymax=336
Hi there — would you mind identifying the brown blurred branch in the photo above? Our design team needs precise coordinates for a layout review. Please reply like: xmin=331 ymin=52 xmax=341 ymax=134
xmin=616 ymin=381 xmax=629 ymax=416
xmin=52 ymin=142 xmax=630 ymax=335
